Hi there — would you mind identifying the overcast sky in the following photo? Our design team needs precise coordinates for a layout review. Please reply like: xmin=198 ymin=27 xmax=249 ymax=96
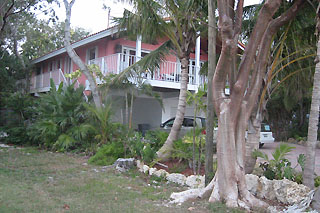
xmin=47 ymin=0 xmax=261 ymax=34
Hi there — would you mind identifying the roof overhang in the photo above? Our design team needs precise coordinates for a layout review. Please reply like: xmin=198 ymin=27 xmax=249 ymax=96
xmin=31 ymin=26 xmax=118 ymax=64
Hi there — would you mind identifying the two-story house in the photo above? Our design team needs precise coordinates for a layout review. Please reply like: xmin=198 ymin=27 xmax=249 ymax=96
xmin=30 ymin=26 xmax=210 ymax=130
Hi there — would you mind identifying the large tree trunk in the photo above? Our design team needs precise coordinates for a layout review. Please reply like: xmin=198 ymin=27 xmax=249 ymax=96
xmin=63 ymin=0 xmax=102 ymax=108
xmin=157 ymin=57 xmax=189 ymax=159
xmin=205 ymin=0 xmax=216 ymax=186
xmin=303 ymin=6 xmax=320 ymax=189
xmin=169 ymin=0 xmax=305 ymax=210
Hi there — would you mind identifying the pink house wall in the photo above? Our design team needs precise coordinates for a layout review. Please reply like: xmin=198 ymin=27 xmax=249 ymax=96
xmin=34 ymin=35 xmax=209 ymax=88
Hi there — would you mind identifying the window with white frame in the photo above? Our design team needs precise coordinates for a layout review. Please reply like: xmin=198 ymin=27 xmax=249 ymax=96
xmin=87 ymin=47 xmax=98 ymax=64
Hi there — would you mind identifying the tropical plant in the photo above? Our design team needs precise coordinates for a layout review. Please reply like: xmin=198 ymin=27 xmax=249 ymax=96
xmin=114 ymin=0 xmax=208 ymax=160
xmin=1 ymin=92 xmax=36 ymax=145
xmin=28 ymin=80 xmax=92 ymax=151
xmin=186 ymin=85 xmax=207 ymax=174
xmin=253 ymin=143 xmax=296 ymax=180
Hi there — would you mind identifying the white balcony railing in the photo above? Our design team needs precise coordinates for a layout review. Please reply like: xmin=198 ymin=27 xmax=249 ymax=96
xmin=31 ymin=54 xmax=205 ymax=93
xmin=88 ymin=53 xmax=203 ymax=85
xmin=31 ymin=69 xmax=81 ymax=92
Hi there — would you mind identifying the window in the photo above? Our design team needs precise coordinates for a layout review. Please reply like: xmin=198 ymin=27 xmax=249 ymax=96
xmin=184 ymin=118 xmax=196 ymax=127
xmin=36 ymin=67 xmax=41 ymax=75
xmin=49 ymin=62 xmax=54 ymax=72
xmin=87 ymin=47 xmax=97 ymax=63
xmin=56 ymin=59 xmax=62 ymax=70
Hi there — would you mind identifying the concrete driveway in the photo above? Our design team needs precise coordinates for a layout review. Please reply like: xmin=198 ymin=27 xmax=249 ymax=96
xmin=258 ymin=142 xmax=320 ymax=175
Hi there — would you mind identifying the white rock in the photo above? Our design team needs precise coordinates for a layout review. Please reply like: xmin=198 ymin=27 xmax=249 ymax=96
xmin=245 ymin=174 xmax=259 ymax=195
xmin=273 ymin=178 xmax=310 ymax=205
xmin=149 ymin=168 xmax=157 ymax=176
xmin=153 ymin=169 xmax=168 ymax=178
xmin=257 ymin=176 xmax=276 ymax=200
xmin=166 ymin=173 xmax=186 ymax=185
xmin=137 ymin=160 xmax=144 ymax=172
xmin=185 ymin=175 xmax=205 ymax=188
xmin=143 ymin=165 xmax=150 ymax=173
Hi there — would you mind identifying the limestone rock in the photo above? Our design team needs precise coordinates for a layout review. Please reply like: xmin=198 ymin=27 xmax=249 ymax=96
xmin=114 ymin=158 xmax=135 ymax=170
xmin=149 ymin=168 xmax=157 ymax=176
xmin=166 ymin=173 xmax=186 ymax=185
xmin=257 ymin=176 xmax=276 ymax=200
xmin=153 ymin=169 xmax=168 ymax=178
xmin=136 ymin=160 xmax=144 ymax=172
xmin=287 ymin=138 xmax=296 ymax=144
xmin=143 ymin=165 xmax=150 ymax=173
xmin=274 ymin=178 xmax=310 ymax=205
xmin=312 ymin=187 xmax=320 ymax=211
xmin=185 ymin=175 xmax=205 ymax=188
xmin=245 ymin=174 xmax=259 ymax=195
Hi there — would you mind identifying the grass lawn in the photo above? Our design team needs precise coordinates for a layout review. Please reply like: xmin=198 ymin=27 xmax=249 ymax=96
xmin=0 ymin=145 xmax=244 ymax=213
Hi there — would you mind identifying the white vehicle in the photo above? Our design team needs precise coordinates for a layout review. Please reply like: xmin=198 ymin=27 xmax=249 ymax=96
xmin=259 ymin=123 xmax=275 ymax=148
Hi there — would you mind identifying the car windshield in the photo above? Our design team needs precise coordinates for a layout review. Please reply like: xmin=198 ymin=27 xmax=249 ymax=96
xmin=261 ymin=124 xmax=271 ymax=132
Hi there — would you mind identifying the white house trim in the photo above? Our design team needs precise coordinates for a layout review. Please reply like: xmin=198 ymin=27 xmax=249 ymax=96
xmin=31 ymin=27 xmax=118 ymax=64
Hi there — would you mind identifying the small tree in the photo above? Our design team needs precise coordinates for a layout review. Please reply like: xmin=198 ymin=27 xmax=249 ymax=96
xmin=186 ymin=86 xmax=206 ymax=175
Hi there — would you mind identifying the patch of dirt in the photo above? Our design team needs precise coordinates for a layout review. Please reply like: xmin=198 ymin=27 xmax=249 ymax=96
xmin=154 ymin=159 xmax=205 ymax=176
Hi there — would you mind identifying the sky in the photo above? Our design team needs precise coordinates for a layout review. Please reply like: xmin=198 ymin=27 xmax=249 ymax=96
xmin=47 ymin=0 xmax=261 ymax=34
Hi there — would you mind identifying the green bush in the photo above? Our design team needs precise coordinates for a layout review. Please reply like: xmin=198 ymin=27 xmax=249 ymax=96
xmin=88 ymin=141 xmax=125 ymax=165
xmin=315 ymin=176 xmax=320 ymax=187
xmin=2 ymin=92 xmax=36 ymax=145
xmin=253 ymin=143 xmax=301 ymax=182
xmin=144 ymin=130 xmax=168 ymax=151
xmin=28 ymin=80 xmax=94 ymax=152
xmin=141 ymin=144 xmax=156 ymax=164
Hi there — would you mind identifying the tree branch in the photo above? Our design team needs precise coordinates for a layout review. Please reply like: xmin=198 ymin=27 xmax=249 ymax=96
xmin=244 ymin=0 xmax=306 ymax=120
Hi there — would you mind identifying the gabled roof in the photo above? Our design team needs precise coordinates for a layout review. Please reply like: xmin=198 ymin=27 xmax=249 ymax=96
xmin=31 ymin=26 xmax=118 ymax=64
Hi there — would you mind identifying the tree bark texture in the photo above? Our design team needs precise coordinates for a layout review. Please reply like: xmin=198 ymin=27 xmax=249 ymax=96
xmin=245 ymin=112 xmax=261 ymax=174
xmin=63 ymin=0 xmax=102 ymax=108
xmin=303 ymin=5 xmax=320 ymax=189
xmin=205 ymin=0 xmax=216 ymax=186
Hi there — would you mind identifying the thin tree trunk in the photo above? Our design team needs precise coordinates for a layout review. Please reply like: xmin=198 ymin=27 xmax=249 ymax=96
xmin=157 ymin=57 xmax=189 ymax=160
xmin=303 ymin=6 xmax=320 ymax=188
xmin=125 ymin=93 xmax=129 ymax=127
xmin=245 ymin=112 xmax=261 ymax=174
xmin=63 ymin=0 xmax=102 ymax=108
xmin=193 ymin=105 xmax=197 ymax=175
xmin=198 ymin=137 xmax=202 ymax=175
xmin=205 ymin=0 xmax=216 ymax=186
xmin=129 ymin=91 xmax=134 ymax=129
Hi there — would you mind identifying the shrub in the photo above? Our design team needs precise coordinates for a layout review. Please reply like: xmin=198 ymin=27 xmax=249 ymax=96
xmin=144 ymin=130 xmax=168 ymax=151
xmin=253 ymin=143 xmax=303 ymax=182
xmin=88 ymin=141 xmax=125 ymax=165
xmin=28 ymin=80 xmax=93 ymax=152
xmin=2 ymin=92 xmax=36 ymax=145
xmin=141 ymin=144 xmax=156 ymax=164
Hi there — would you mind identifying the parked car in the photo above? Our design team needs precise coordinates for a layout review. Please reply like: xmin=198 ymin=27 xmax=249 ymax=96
xmin=259 ymin=123 xmax=275 ymax=148
xmin=160 ymin=117 xmax=206 ymax=137
xmin=160 ymin=118 xmax=274 ymax=147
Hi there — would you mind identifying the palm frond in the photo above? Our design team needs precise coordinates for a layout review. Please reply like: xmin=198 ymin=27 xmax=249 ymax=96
xmin=112 ymin=40 xmax=174 ymax=84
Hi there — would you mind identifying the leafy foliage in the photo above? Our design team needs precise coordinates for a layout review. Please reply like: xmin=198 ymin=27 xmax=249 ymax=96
xmin=253 ymin=143 xmax=297 ymax=181
xmin=1 ymin=92 xmax=36 ymax=145
xmin=28 ymin=80 xmax=92 ymax=151
xmin=88 ymin=141 xmax=125 ymax=165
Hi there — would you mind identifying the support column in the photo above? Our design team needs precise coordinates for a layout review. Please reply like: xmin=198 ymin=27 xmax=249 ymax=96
xmin=195 ymin=34 xmax=201 ymax=86
xmin=136 ymin=35 xmax=142 ymax=62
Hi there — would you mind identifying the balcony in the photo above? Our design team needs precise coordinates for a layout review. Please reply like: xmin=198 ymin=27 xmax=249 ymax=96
xmin=31 ymin=54 xmax=206 ymax=93
xmin=88 ymin=53 xmax=205 ymax=90
xmin=30 ymin=69 xmax=81 ymax=94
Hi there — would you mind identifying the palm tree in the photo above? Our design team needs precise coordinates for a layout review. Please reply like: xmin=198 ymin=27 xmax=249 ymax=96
xmin=115 ymin=0 xmax=207 ymax=159
xmin=303 ymin=2 xmax=320 ymax=189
